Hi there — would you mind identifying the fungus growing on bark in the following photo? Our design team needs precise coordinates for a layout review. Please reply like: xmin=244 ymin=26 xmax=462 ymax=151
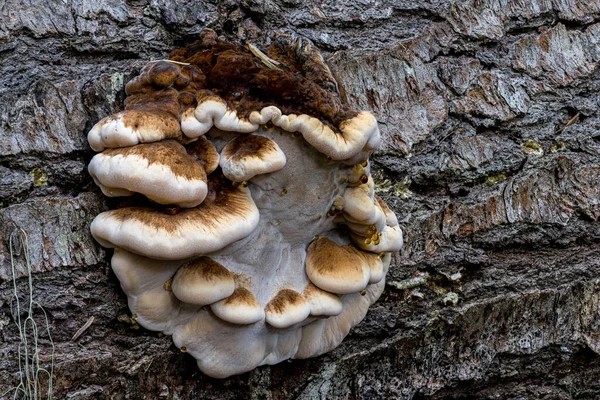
xmin=87 ymin=29 xmax=402 ymax=378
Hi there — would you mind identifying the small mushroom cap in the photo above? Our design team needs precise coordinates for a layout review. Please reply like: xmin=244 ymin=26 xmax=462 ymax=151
xmin=265 ymin=289 xmax=311 ymax=329
xmin=210 ymin=287 xmax=265 ymax=324
xmin=303 ymin=284 xmax=343 ymax=317
xmin=220 ymin=135 xmax=287 ymax=182
xmin=295 ymin=273 xmax=387 ymax=359
xmin=186 ymin=136 xmax=220 ymax=175
xmin=171 ymin=257 xmax=236 ymax=306
xmin=271 ymin=111 xmax=378 ymax=161
xmin=185 ymin=96 xmax=258 ymax=139
xmin=305 ymin=237 xmax=371 ymax=294
xmin=88 ymin=140 xmax=208 ymax=208
xmin=351 ymin=225 xmax=403 ymax=253
xmin=88 ymin=109 xmax=181 ymax=152
xmin=180 ymin=107 xmax=207 ymax=138
xmin=375 ymin=195 xmax=399 ymax=227
xmin=342 ymin=176 xmax=383 ymax=224
xmin=346 ymin=163 xmax=371 ymax=186
xmin=91 ymin=176 xmax=260 ymax=260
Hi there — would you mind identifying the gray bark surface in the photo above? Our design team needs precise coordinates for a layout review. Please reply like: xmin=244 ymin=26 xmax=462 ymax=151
xmin=1 ymin=0 xmax=600 ymax=398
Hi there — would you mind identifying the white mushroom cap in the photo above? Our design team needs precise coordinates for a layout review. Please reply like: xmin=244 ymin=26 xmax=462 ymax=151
xmin=90 ymin=176 xmax=260 ymax=260
xmin=273 ymin=111 xmax=379 ymax=161
xmin=180 ymin=107 xmax=206 ymax=138
xmin=248 ymin=106 xmax=379 ymax=162
xmin=88 ymin=140 xmax=208 ymax=208
xmin=265 ymin=289 xmax=311 ymax=329
xmin=220 ymin=135 xmax=287 ymax=182
xmin=305 ymin=237 xmax=371 ymax=294
xmin=172 ymin=310 xmax=268 ymax=378
xmin=342 ymin=177 xmax=385 ymax=225
xmin=210 ymin=287 xmax=265 ymax=324
xmin=171 ymin=257 xmax=236 ymax=306
xmin=303 ymin=284 xmax=343 ymax=317
xmin=249 ymin=106 xmax=282 ymax=125
xmin=184 ymin=96 xmax=258 ymax=139
xmin=88 ymin=110 xmax=181 ymax=152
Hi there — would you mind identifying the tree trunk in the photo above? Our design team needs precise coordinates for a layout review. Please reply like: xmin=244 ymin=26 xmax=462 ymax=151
xmin=1 ymin=0 xmax=600 ymax=398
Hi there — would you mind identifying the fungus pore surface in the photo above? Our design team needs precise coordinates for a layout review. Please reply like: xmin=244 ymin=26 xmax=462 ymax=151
xmin=88 ymin=29 xmax=402 ymax=378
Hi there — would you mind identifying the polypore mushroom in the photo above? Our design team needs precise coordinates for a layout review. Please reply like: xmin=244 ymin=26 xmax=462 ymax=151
xmin=171 ymin=257 xmax=236 ymax=306
xmin=211 ymin=287 xmax=265 ymax=325
xmin=88 ymin=140 xmax=208 ymax=208
xmin=264 ymin=289 xmax=311 ymax=328
xmin=87 ymin=29 xmax=402 ymax=378
xmin=90 ymin=174 xmax=260 ymax=260
xmin=220 ymin=135 xmax=286 ymax=182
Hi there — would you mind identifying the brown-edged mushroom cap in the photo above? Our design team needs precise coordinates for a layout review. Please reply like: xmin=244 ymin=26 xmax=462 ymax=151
xmin=171 ymin=257 xmax=236 ymax=306
xmin=264 ymin=289 xmax=311 ymax=328
xmin=186 ymin=136 xmax=220 ymax=175
xmin=305 ymin=237 xmax=371 ymax=294
xmin=90 ymin=175 xmax=260 ymax=260
xmin=88 ymin=140 xmax=208 ymax=208
xmin=183 ymin=96 xmax=259 ymax=139
xmin=375 ymin=195 xmax=399 ymax=227
xmin=272 ymin=111 xmax=379 ymax=161
xmin=88 ymin=109 xmax=182 ymax=152
xmin=342 ymin=176 xmax=383 ymax=224
xmin=210 ymin=287 xmax=265 ymax=324
xmin=303 ymin=284 xmax=343 ymax=317
xmin=219 ymin=135 xmax=287 ymax=182
xmin=351 ymin=225 xmax=403 ymax=253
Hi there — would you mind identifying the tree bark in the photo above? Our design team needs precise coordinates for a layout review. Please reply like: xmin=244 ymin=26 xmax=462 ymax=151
xmin=1 ymin=0 xmax=600 ymax=398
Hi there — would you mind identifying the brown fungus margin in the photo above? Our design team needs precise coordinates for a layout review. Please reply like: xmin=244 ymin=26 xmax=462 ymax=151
xmin=169 ymin=29 xmax=357 ymax=126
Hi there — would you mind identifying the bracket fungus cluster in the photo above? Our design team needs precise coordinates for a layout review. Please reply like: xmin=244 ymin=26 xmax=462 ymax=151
xmin=87 ymin=29 xmax=402 ymax=378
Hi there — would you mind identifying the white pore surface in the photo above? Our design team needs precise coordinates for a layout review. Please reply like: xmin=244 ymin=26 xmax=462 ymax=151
xmin=111 ymin=126 xmax=395 ymax=378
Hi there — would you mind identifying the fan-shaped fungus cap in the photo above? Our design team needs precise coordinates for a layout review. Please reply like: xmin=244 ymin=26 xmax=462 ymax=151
xmin=90 ymin=175 xmax=259 ymax=260
xmin=171 ymin=257 xmax=236 ymax=306
xmin=220 ymin=135 xmax=287 ymax=182
xmin=303 ymin=284 xmax=343 ymax=317
xmin=88 ymin=140 xmax=208 ymax=208
xmin=265 ymin=289 xmax=311 ymax=328
xmin=295 ymin=253 xmax=391 ymax=359
xmin=342 ymin=176 xmax=383 ymax=224
xmin=211 ymin=287 xmax=265 ymax=324
xmin=88 ymin=109 xmax=182 ymax=152
xmin=273 ymin=111 xmax=379 ymax=161
xmin=305 ymin=237 xmax=371 ymax=294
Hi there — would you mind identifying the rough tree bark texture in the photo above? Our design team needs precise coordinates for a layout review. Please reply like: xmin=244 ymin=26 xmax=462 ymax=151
xmin=1 ymin=0 xmax=600 ymax=399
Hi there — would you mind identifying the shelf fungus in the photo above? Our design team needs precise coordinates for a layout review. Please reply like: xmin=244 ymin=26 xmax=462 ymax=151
xmin=87 ymin=29 xmax=402 ymax=378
